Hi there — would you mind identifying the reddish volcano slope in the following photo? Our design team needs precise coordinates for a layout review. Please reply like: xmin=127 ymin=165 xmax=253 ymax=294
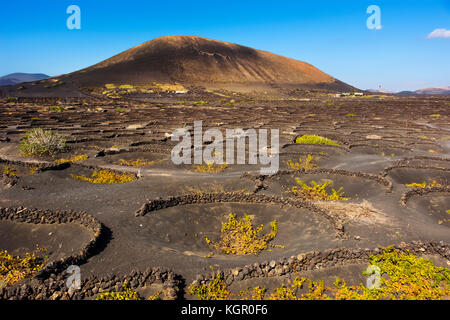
xmin=61 ymin=35 xmax=354 ymax=91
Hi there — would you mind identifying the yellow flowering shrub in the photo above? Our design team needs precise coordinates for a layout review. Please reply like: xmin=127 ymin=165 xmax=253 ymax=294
xmin=71 ymin=169 xmax=135 ymax=184
xmin=0 ymin=249 xmax=46 ymax=287
xmin=194 ymin=162 xmax=228 ymax=173
xmin=286 ymin=154 xmax=318 ymax=170
xmin=205 ymin=213 xmax=284 ymax=255
xmin=118 ymin=158 xmax=165 ymax=167
xmin=334 ymin=247 xmax=450 ymax=300
xmin=189 ymin=248 xmax=450 ymax=300
xmin=287 ymin=178 xmax=350 ymax=201
xmin=95 ymin=284 xmax=140 ymax=300
xmin=405 ymin=180 xmax=442 ymax=188
xmin=2 ymin=166 xmax=17 ymax=176
xmin=189 ymin=273 xmax=231 ymax=300
xmin=95 ymin=284 xmax=163 ymax=300
xmin=55 ymin=154 xmax=88 ymax=164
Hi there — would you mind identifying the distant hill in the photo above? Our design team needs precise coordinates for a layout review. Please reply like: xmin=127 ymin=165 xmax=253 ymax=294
xmin=58 ymin=35 xmax=355 ymax=92
xmin=397 ymin=86 xmax=450 ymax=95
xmin=0 ymin=73 xmax=49 ymax=86
xmin=414 ymin=86 xmax=450 ymax=95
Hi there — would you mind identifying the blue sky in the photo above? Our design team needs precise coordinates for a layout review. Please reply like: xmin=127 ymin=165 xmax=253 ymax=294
xmin=0 ymin=0 xmax=449 ymax=92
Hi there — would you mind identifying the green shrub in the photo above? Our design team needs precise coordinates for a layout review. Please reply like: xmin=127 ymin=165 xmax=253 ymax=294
xmin=6 ymin=97 xmax=17 ymax=103
xmin=19 ymin=128 xmax=66 ymax=156
xmin=295 ymin=135 xmax=339 ymax=146
xmin=49 ymin=106 xmax=64 ymax=112
xmin=51 ymin=81 xmax=64 ymax=87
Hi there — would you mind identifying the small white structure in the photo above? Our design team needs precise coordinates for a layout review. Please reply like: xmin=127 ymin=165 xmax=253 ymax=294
xmin=336 ymin=92 xmax=364 ymax=97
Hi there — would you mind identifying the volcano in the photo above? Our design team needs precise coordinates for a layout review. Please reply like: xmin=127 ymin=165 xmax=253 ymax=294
xmin=60 ymin=35 xmax=354 ymax=91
